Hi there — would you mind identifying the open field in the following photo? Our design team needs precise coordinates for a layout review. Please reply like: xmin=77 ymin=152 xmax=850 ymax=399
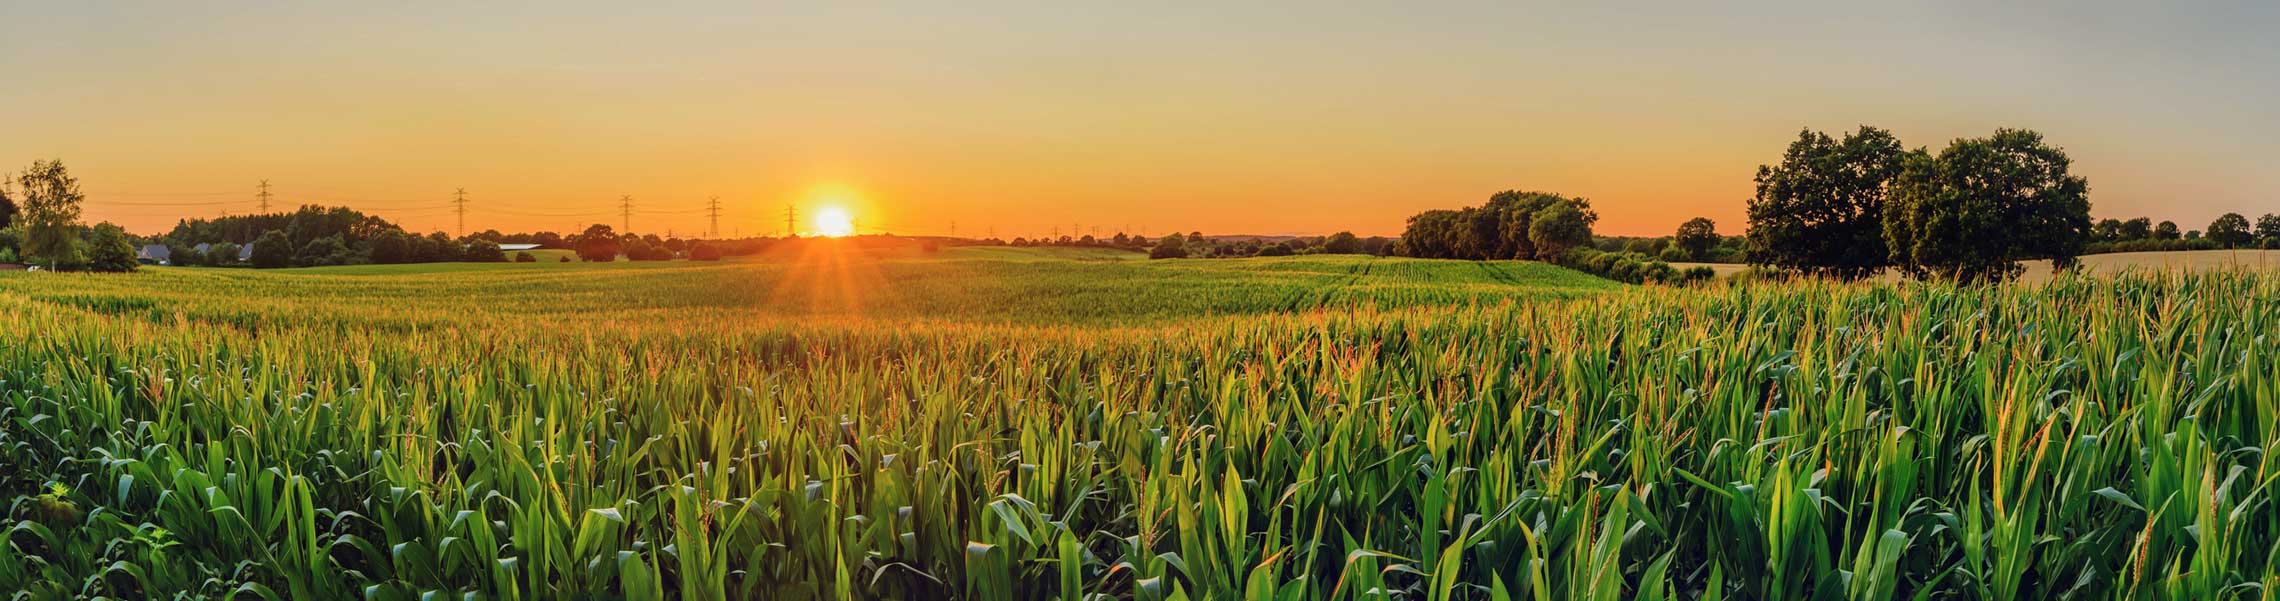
xmin=1675 ymin=248 xmax=2280 ymax=283
xmin=4 ymin=247 xmax=2279 ymax=599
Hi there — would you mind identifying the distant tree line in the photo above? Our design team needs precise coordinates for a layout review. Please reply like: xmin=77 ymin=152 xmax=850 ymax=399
xmin=1140 ymin=231 xmax=1394 ymax=259
xmin=156 ymin=208 xmax=799 ymax=268
xmin=2084 ymin=212 xmax=2280 ymax=253
xmin=1390 ymin=190 xmax=1711 ymax=284
xmin=0 ymin=159 xmax=139 ymax=272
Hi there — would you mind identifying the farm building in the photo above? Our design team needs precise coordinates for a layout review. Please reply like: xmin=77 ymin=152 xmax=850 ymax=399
xmin=497 ymin=243 xmax=542 ymax=251
xmin=138 ymin=244 xmax=172 ymax=265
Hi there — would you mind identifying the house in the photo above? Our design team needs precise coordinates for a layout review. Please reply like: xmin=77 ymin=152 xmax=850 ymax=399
xmin=239 ymin=243 xmax=255 ymax=262
xmin=138 ymin=244 xmax=172 ymax=265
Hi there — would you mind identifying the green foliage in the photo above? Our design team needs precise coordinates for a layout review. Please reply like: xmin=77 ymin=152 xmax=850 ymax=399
xmin=576 ymin=224 xmax=621 ymax=262
xmin=1148 ymin=233 xmax=1189 ymax=259
xmin=82 ymin=223 xmax=140 ymax=272
xmin=1321 ymin=231 xmax=1361 ymax=254
xmin=1526 ymin=200 xmax=1593 ymax=258
xmin=514 ymin=251 xmax=538 ymax=262
xmin=368 ymin=230 xmax=412 ymax=264
xmin=1746 ymin=126 xmax=1905 ymax=280
xmin=463 ymin=239 xmax=507 ymax=262
xmin=689 ymin=242 xmax=723 ymax=261
xmin=207 ymin=242 xmax=241 ymax=266
xmin=17 ymin=159 xmax=85 ymax=268
xmin=1400 ymin=191 xmax=1593 ymax=260
xmin=2206 ymin=213 xmax=2252 ymax=248
xmin=1884 ymin=128 xmax=2091 ymax=283
xmin=1674 ymin=217 xmax=1718 ymax=261
xmin=250 ymin=231 xmax=293 ymax=268
xmin=293 ymin=234 xmax=354 ymax=267
xmin=2258 ymin=214 xmax=2280 ymax=247
xmin=2 ymin=255 xmax=2270 ymax=599
xmin=2155 ymin=220 xmax=2180 ymax=240
xmin=1557 ymin=247 xmax=1681 ymax=284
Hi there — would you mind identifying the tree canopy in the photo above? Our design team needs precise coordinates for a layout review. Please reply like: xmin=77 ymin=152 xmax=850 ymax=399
xmin=1746 ymin=126 xmax=1907 ymax=280
xmin=1883 ymin=129 xmax=2091 ymax=282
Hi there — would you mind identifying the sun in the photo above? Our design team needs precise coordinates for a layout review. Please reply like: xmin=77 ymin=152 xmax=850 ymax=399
xmin=813 ymin=206 xmax=856 ymax=237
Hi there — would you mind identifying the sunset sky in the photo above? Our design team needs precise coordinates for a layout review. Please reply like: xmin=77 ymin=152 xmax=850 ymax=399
xmin=3 ymin=2 xmax=2275 ymax=238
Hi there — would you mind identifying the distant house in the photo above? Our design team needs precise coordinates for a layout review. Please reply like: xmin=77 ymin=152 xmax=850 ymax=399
xmin=239 ymin=243 xmax=256 ymax=262
xmin=194 ymin=243 xmax=213 ymax=255
xmin=497 ymin=243 xmax=542 ymax=251
xmin=138 ymin=244 xmax=172 ymax=265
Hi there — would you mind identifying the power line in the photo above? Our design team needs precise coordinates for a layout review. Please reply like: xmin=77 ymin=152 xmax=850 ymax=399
xmin=619 ymin=195 xmax=634 ymax=233
xmin=256 ymin=180 xmax=272 ymax=213
xmin=784 ymin=205 xmax=798 ymax=237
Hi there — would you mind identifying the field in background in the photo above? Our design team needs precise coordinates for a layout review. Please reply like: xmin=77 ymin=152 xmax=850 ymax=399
xmin=3 ymin=248 xmax=2278 ymax=599
xmin=1675 ymin=248 xmax=2280 ymax=283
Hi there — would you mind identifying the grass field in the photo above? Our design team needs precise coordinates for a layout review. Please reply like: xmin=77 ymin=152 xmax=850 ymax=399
xmin=3 ymin=245 xmax=2278 ymax=599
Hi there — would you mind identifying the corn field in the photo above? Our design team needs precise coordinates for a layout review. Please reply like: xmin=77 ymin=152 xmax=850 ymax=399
xmin=2 ymin=252 xmax=2276 ymax=599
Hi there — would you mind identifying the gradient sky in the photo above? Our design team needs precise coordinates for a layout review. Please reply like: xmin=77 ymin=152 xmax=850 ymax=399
xmin=3 ymin=2 xmax=2275 ymax=238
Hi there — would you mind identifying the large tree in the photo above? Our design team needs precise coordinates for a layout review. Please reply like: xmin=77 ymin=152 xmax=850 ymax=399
xmin=1527 ymin=200 xmax=1594 ymax=259
xmin=17 ymin=159 xmax=85 ymax=268
xmin=2120 ymin=217 xmax=2153 ymax=240
xmin=1746 ymin=126 xmax=1907 ymax=280
xmin=250 ymin=230 xmax=293 ymax=268
xmin=1884 ymin=129 xmax=2091 ymax=283
xmin=576 ymin=224 xmax=622 ymax=262
xmin=83 ymin=223 xmax=139 ymax=272
xmin=1674 ymin=217 xmax=1719 ymax=261
xmin=0 ymin=177 xmax=15 ymax=230
xmin=2257 ymin=214 xmax=2280 ymax=248
xmin=2207 ymin=213 xmax=2253 ymax=248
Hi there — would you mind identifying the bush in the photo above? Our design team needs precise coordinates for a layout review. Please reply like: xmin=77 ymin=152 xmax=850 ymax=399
xmin=559 ymin=255 xmax=572 ymax=262
xmin=690 ymin=243 xmax=723 ymax=261
xmin=250 ymin=231 xmax=293 ymax=268
xmin=464 ymin=240 xmax=507 ymax=262
xmin=515 ymin=251 xmax=537 ymax=263
xmin=1658 ymin=246 xmax=1689 ymax=263
xmin=83 ymin=223 xmax=139 ymax=273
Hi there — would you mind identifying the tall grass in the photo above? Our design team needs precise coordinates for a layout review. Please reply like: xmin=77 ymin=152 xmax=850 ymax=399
xmin=1 ymin=255 xmax=2274 ymax=599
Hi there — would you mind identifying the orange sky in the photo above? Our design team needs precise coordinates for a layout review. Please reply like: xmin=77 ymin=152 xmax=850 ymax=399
xmin=4 ymin=4 xmax=2275 ymax=238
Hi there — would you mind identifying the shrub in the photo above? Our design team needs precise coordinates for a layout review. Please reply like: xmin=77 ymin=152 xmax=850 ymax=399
xmin=515 ymin=251 xmax=537 ymax=263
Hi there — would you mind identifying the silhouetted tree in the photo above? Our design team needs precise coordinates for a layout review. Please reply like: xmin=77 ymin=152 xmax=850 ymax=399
xmin=1747 ymin=126 xmax=1906 ymax=280
xmin=2155 ymin=221 xmax=2180 ymax=240
xmin=253 ymin=231 xmax=294 ymax=268
xmin=576 ymin=224 xmax=621 ymax=261
xmin=2092 ymin=219 xmax=2122 ymax=242
xmin=369 ymin=230 xmax=411 ymax=264
xmin=2120 ymin=218 xmax=2153 ymax=240
xmin=0 ymin=177 xmax=15 ymax=230
xmin=690 ymin=242 xmax=723 ymax=260
xmin=2207 ymin=213 xmax=2253 ymax=248
xmin=1322 ymin=231 xmax=1361 ymax=254
xmin=2258 ymin=214 xmax=2280 ymax=248
xmin=1674 ymin=218 xmax=1719 ymax=261
xmin=1884 ymin=129 xmax=2090 ymax=282
xmin=1149 ymin=233 xmax=1189 ymax=259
